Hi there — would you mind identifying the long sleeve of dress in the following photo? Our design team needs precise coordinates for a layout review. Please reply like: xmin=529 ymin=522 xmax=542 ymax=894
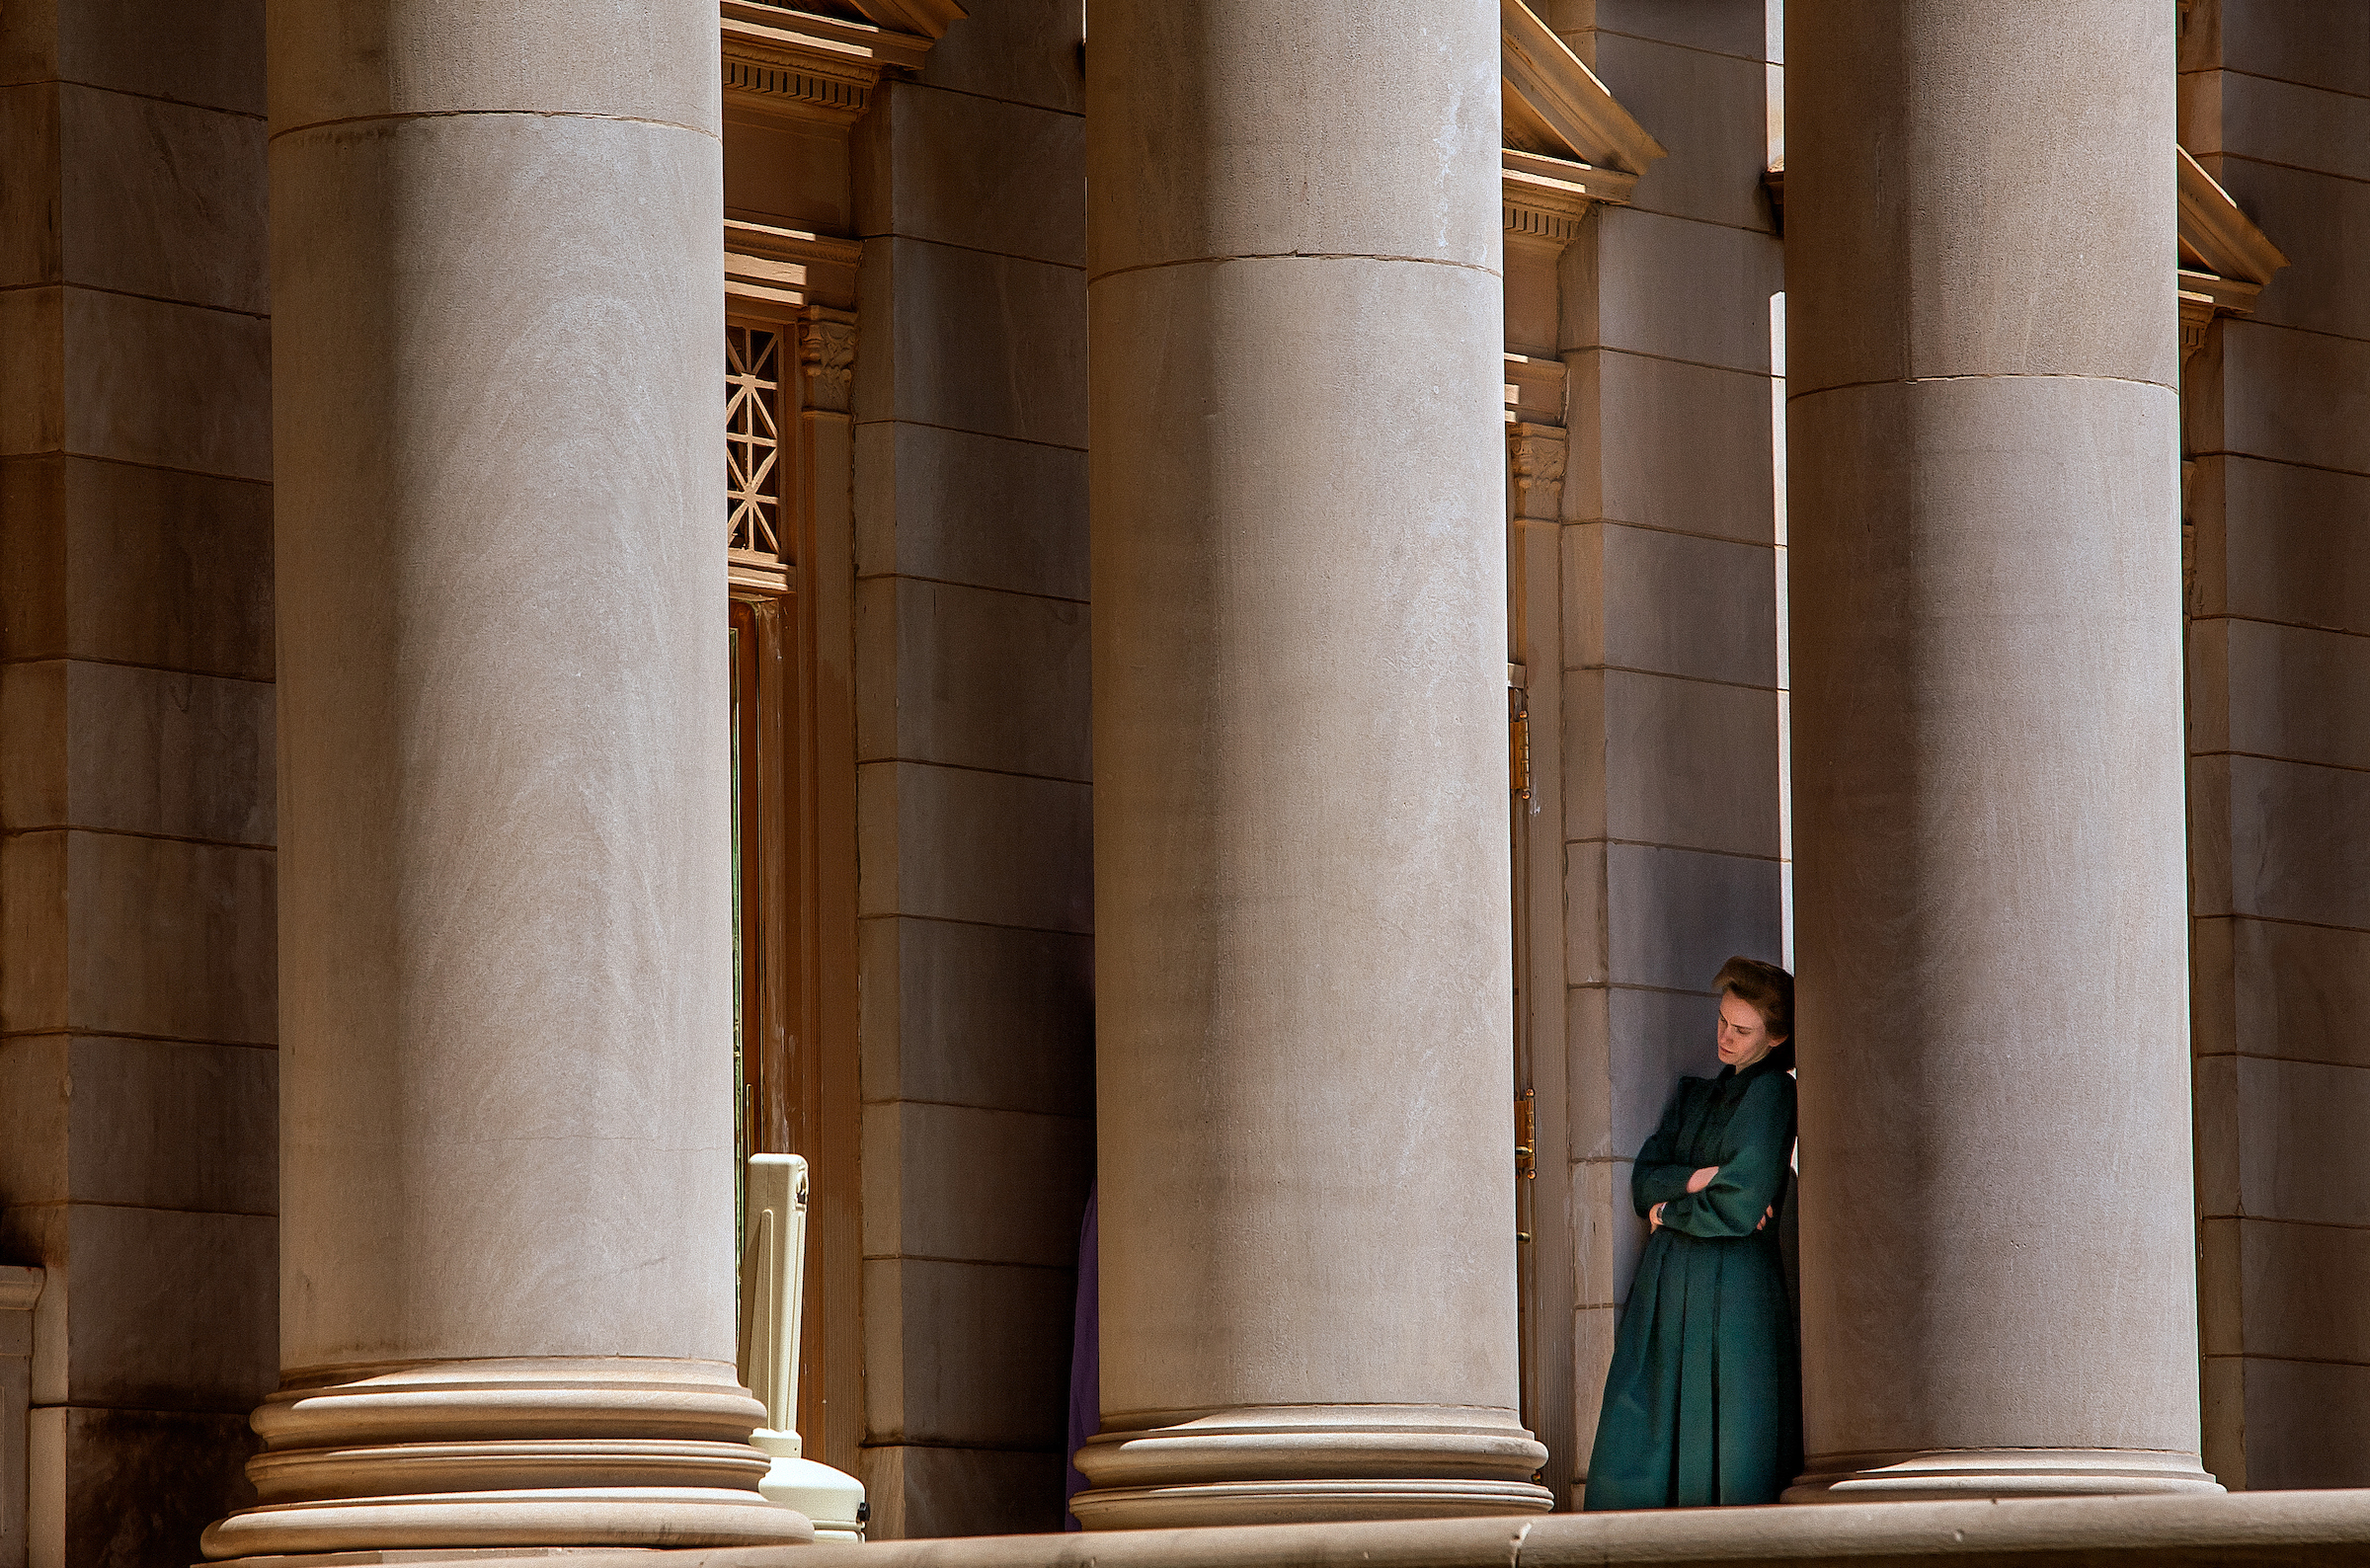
xmin=1630 ymin=1089 xmax=1698 ymax=1214
xmin=1653 ymin=1075 xmax=1793 ymax=1240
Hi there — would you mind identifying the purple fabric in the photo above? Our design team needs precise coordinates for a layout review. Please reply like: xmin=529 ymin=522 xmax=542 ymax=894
xmin=1064 ymin=1186 xmax=1099 ymax=1528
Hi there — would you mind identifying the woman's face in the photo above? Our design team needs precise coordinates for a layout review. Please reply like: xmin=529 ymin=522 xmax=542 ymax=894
xmin=1715 ymin=990 xmax=1782 ymax=1069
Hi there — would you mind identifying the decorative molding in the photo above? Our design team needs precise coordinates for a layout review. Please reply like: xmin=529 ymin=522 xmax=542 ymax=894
xmin=2178 ymin=146 xmax=2287 ymax=286
xmin=1508 ymin=422 xmax=1567 ymax=525
xmin=2178 ymin=288 xmax=2216 ymax=366
xmin=2178 ymin=269 xmax=2262 ymax=366
xmin=846 ymin=0 xmax=965 ymax=40
xmin=728 ymin=219 xmax=864 ymax=311
xmin=2179 ymin=267 xmax=2261 ymax=317
xmin=0 ymin=1264 xmax=41 ymax=1312
xmin=721 ymin=1 xmax=934 ymax=122
xmin=1503 ymin=148 xmax=1634 ymax=244
xmin=1505 ymin=199 xmax=1588 ymax=246
xmin=724 ymin=57 xmax=872 ymax=116
xmin=731 ymin=549 xmax=794 ymax=594
xmin=1501 ymin=0 xmax=1666 ymax=176
xmin=728 ymin=220 xmax=865 ymax=273
xmin=1504 ymin=353 xmax=1567 ymax=429
xmin=801 ymin=307 xmax=857 ymax=416
xmin=2173 ymin=146 xmax=2281 ymax=366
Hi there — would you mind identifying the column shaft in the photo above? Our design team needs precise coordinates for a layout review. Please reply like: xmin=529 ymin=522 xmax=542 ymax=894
xmin=203 ymin=0 xmax=808 ymax=1554
xmin=1075 ymin=0 xmax=1550 ymax=1529
xmin=1784 ymin=0 xmax=2219 ymax=1501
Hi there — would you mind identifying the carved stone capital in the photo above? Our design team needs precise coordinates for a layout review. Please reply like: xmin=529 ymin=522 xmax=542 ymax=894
xmin=1508 ymin=421 xmax=1567 ymax=524
xmin=800 ymin=309 xmax=857 ymax=415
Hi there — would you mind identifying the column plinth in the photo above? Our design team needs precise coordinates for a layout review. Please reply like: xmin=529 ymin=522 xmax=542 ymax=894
xmin=1785 ymin=0 xmax=2219 ymax=1503
xmin=1073 ymin=1408 xmax=1547 ymax=1529
xmin=204 ymin=1361 xmax=804 ymax=1557
xmin=1786 ymin=1450 xmax=2219 ymax=1505
xmin=1079 ymin=0 xmax=1547 ymax=1530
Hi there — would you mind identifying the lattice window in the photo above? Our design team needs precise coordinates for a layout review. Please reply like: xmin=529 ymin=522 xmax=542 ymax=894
xmin=727 ymin=325 xmax=782 ymax=558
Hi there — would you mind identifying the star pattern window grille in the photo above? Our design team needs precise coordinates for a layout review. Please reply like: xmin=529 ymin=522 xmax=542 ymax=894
xmin=727 ymin=325 xmax=783 ymax=558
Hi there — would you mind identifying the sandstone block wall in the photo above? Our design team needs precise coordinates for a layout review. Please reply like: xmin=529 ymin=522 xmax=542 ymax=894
xmin=1541 ymin=0 xmax=1787 ymax=1504
xmin=850 ymin=0 xmax=1093 ymax=1536
xmin=0 ymin=1 xmax=276 ymax=1561
xmin=2183 ymin=0 xmax=2370 ymax=1492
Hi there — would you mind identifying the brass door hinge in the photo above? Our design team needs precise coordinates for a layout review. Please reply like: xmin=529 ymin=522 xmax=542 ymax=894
xmin=1509 ymin=689 xmax=1531 ymax=801
xmin=1515 ymin=1088 xmax=1537 ymax=1242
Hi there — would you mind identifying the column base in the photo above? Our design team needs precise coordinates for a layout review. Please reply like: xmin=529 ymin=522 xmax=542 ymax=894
xmin=1783 ymin=1449 xmax=2226 ymax=1503
xmin=200 ymin=1359 xmax=814 ymax=1559
xmin=1070 ymin=1405 xmax=1552 ymax=1530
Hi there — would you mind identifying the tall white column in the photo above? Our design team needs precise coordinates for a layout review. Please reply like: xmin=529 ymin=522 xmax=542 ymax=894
xmin=1073 ymin=0 xmax=1551 ymax=1529
xmin=201 ymin=0 xmax=808 ymax=1554
xmin=1784 ymin=0 xmax=2220 ymax=1501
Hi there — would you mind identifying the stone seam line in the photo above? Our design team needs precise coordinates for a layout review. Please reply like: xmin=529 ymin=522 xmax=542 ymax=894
xmin=1087 ymin=252 xmax=1502 ymax=284
xmin=269 ymin=109 xmax=717 ymax=142
xmin=1787 ymin=373 xmax=2180 ymax=399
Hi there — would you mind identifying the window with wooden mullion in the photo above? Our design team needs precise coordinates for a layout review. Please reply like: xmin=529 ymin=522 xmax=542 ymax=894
xmin=727 ymin=322 xmax=787 ymax=567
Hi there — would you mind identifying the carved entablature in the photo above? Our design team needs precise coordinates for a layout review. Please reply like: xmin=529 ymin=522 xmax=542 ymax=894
xmin=721 ymin=1 xmax=944 ymax=124
xmin=1500 ymin=0 xmax=1663 ymax=247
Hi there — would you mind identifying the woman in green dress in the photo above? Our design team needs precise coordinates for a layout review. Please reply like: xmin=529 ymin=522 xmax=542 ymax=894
xmin=1582 ymin=955 xmax=1801 ymax=1510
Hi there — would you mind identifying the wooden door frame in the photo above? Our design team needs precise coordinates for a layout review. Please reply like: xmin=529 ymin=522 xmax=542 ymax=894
xmin=726 ymin=287 xmax=864 ymax=1477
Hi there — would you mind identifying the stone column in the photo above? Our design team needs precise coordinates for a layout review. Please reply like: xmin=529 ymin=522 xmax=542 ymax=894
xmin=200 ymin=1 xmax=810 ymax=1556
xmin=1073 ymin=0 xmax=1551 ymax=1529
xmin=1784 ymin=1 xmax=2220 ymax=1500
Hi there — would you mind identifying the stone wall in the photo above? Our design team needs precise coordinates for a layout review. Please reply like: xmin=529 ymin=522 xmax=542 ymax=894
xmin=2183 ymin=0 xmax=2370 ymax=1493
xmin=1540 ymin=0 xmax=1787 ymax=1504
xmin=849 ymin=0 xmax=1094 ymax=1536
xmin=0 ymin=1 xmax=276 ymax=1561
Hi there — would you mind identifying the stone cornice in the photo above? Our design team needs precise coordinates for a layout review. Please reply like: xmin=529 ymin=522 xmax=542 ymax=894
xmin=727 ymin=218 xmax=865 ymax=311
xmin=1504 ymin=148 xmax=1635 ymax=242
xmin=2179 ymin=268 xmax=2263 ymax=364
xmin=2173 ymin=146 xmax=2283 ymax=364
xmin=2177 ymin=145 xmax=2288 ymax=286
xmin=721 ymin=1 xmax=934 ymax=121
xmin=1504 ymin=353 xmax=1566 ymax=428
xmin=1501 ymin=0 xmax=1666 ymax=176
xmin=846 ymin=0 xmax=965 ymax=40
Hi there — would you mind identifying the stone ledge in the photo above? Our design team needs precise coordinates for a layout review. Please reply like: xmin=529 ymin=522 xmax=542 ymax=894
xmin=219 ymin=1490 xmax=2370 ymax=1568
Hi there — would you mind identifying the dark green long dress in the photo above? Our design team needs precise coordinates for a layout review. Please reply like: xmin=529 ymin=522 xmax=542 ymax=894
xmin=1582 ymin=1053 xmax=1801 ymax=1509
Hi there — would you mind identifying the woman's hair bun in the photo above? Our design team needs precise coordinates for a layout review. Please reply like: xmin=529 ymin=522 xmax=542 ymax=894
xmin=1713 ymin=955 xmax=1793 ymax=1059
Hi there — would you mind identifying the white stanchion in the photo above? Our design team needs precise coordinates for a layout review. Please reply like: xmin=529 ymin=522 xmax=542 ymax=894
xmin=742 ymin=1153 xmax=868 ymax=1542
